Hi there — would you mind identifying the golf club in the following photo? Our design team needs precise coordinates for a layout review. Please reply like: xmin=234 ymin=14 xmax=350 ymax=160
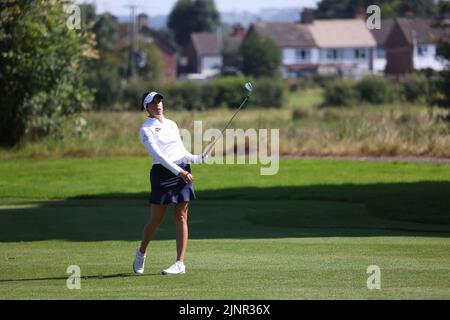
xmin=203 ymin=82 xmax=253 ymax=156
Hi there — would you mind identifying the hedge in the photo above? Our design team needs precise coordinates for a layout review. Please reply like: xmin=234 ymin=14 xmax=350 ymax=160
xmin=357 ymin=76 xmax=392 ymax=104
xmin=120 ymin=76 xmax=284 ymax=110
xmin=323 ymin=78 xmax=357 ymax=107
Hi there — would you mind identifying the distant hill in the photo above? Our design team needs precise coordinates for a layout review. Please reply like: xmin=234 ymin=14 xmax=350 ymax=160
xmin=116 ymin=7 xmax=303 ymax=29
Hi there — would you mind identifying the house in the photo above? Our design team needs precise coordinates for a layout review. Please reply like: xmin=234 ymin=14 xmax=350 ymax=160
xmin=248 ymin=12 xmax=377 ymax=79
xmin=138 ymin=27 xmax=177 ymax=80
xmin=221 ymin=24 xmax=246 ymax=75
xmin=250 ymin=22 xmax=316 ymax=78
xmin=306 ymin=18 xmax=376 ymax=78
xmin=183 ymin=25 xmax=247 ymax=79
xmin=116 ymin=13 xmax=177 ymax=80
xmin=370 ymin=19 xmax=394 ymax=74
xmin=186 ymin=32 xmax=223 ymax=77
xmin=384 ymin=17 xmax=448 ymax=76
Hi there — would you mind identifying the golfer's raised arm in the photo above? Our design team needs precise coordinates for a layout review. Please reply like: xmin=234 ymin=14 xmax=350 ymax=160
xmin=140 ymin=128 xmax=183 ymax=176
xmin=173 ymin=122 xmax=204 ymax=164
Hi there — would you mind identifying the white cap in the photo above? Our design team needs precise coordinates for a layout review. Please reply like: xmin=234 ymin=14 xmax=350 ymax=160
xmin=142 ymin=91 xmax=163 ymax=109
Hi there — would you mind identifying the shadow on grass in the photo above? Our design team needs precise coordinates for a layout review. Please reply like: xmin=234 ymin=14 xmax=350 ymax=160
xmin=0 ymin=273 xmax=160 ymax=283
xmin=0 ymin=181 xmax=449 ymax=242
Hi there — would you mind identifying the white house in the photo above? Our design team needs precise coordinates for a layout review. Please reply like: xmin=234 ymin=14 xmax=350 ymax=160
xmin=307 ymin=19 xmax=377 ymax=79
xmin=249 ymin=17 xmax=377 ymax=79
xmin=187 ymin=32 xmax=223 ymax=77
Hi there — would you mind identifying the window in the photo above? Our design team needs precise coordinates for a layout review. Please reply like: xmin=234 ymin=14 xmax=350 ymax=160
xmin=296 ymin=49 xmax=311 ymax=61
xmin=417 ymin=45 xmax=428 ymax=56
xmin=354 ymin=48 xmax=367 ymax=59
xmin=376 ymin=48 xmax=385 ymax=59
xmin=326 ymin=48 xmax=343 ymax=60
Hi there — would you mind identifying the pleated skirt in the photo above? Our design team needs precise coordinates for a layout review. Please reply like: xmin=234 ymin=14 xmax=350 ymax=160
xmin=149 ymin=163 xmax=196 ymax=205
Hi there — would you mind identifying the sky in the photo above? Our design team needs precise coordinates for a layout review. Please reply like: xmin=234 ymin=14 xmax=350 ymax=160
xmin=77 ymin=0 xmax=321 ymax=16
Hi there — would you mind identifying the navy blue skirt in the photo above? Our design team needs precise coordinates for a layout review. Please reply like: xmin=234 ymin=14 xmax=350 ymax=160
xmin=149 ymin=163 xmax=196 ymax=205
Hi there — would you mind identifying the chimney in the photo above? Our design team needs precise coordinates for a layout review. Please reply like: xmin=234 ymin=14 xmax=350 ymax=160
xmin=137 ymin=13 xmax=149 ymax=30
xmin=233 ymin=23 xmax=246 ymax=37
xmin=300 ymin=8 xmax=314 ymax=24
xmin=354 ymin=6 xmax=365 ymax=20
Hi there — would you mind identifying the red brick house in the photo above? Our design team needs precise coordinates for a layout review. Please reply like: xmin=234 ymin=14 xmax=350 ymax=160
xmin=116 ymin=13 xmax=177 ymax=80
xmin=139 ymin=25 xmax=178 ymax=80
xmin=384 ymin=18 xmax=447 ymax=76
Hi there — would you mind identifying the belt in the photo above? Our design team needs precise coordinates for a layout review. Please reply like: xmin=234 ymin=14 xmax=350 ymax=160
xmin=174 ymin=157 xmax=186 ymax=165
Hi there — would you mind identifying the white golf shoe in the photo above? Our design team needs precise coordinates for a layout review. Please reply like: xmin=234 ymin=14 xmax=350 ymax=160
xmin=162 ymin=261 xmax=186 ymax=275
xmin=133 ymin=248 xmax=146 ymax=274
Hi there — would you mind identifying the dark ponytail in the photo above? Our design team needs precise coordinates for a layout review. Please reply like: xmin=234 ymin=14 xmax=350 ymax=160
xmin=140 ymin=91 xmax=151 ymax=111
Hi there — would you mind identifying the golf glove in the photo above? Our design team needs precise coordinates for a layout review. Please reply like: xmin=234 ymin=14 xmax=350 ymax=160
xmin=192 ymin=153 xmax=208 ymax=164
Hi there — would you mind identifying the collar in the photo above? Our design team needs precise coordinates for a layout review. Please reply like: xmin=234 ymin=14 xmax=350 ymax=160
xmin=148 ymin=116 xmax=165 ymax=125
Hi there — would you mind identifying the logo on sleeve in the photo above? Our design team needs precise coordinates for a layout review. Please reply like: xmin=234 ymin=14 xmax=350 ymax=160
xmin=155 ymin=127 xmax=161 ymax=132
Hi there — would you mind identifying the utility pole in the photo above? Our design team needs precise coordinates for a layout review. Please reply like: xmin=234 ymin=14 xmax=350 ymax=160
xmin=126 ymin=5 xmax=137 ymax=81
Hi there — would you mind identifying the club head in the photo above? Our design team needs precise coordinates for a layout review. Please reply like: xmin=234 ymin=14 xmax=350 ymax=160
xmin=244 ymin=82 xmax=253 ymax=95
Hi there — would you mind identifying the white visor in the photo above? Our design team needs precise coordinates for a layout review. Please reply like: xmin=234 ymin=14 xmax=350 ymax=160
xmin=143 ymin=91 xmax=163 ymax=108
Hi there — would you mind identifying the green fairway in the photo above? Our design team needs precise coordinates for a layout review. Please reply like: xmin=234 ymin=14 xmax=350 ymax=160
xmin=0 ymin=157 xmax=449 ymax=299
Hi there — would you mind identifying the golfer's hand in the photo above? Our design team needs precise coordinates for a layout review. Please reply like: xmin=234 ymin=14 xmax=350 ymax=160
xmin=193 ymin=153 xmax=208 ymax=163
xmin=179 ymin=170 xmax=193 ymax=183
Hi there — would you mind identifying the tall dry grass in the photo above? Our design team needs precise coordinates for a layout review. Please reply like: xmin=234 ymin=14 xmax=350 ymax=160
xmin=1 ymin=89 xmax=449 ymax=159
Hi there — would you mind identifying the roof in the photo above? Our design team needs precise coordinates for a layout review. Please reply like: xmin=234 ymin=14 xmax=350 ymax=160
xmin=307 ymin=19 xmax=376 ymax=48
xmin=139 ymin=26 xmax=176 ymax=53
xmin=191 ymin=32 xmax=222 ymax=56
xmin=396 ymin=17 xmax=448 ymax=44
xmin=370 ymin=19 xmax=395 ymax=46
xmin=252 ymin=22 xmax=316 ymax=48
xmin=223 ymin=35 xmax=244 ymax=51
xmin=114 ymin=24 xmax=176 ymax=55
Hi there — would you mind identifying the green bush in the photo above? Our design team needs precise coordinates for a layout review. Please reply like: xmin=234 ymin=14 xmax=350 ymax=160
xmin=400 ymin=73 xmax=429 ymax=104
xmin=356 ymin=76 xmax=392 ymax=105
xmin=166 ymin=81 xmax=203 ymax=110
xmin=424 ymin=70 xmax=449 ymax=107
xmin=121 ymin=81 xmax=152 ymax=110
xmin=251 ymin=77 xmax=284 ymax=108
xmin=199 ymin=82 xmax=218 ymax=109
xmin=323 ymin=78 xmax=357 ymax=107
xmin=214 ymin=76 xmax=248 ymax=108
xmin=85 ymin=61 xmax=122 ymax=110
xmin=119 ymin=76 xmax=284 ymax=111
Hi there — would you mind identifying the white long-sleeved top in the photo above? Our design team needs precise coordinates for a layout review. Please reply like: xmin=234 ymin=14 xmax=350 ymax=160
xmin=139 ymin=116 xmax=202 ymax=175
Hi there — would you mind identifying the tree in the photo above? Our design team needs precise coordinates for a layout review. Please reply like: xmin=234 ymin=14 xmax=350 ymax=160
xmin=431 ymin=1 xmax=450 ymax=109
xmin=222 ymin=37 xmax=243 ymax=74
xmin=240 ymin=31 xmax=281 ymax=78
xmin=136 ymin=42 xmax=164 ymax=82
xmin=315 ymin=0 xmax=360 ymax=19
xmin=79 ymin=3 xmax=96 ymax=28
xmin=168 ymin=0 xmax=220 ymax=49
xmin=85 ymin=58 xmax=121 ymax=110
xmin=397 ymin=0 xmax=438 ymax=17
xmin=93 ymin=13 xmax=119 ymax=53
xmin=0 ymin=0 xmax=96 ymax=146
xmin=85 ymin=12 xmax=122 ymax=109
xmin=315 ymin=0 xmax=438 ymax=19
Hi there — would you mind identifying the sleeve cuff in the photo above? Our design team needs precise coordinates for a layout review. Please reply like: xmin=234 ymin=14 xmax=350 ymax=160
xmin=173 ymin=165 xmax=183 ymax=176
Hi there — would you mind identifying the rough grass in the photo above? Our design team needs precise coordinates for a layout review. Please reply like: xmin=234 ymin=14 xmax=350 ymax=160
xmin=0 ymin=157 xmax=449 ymax=299
xmin=1 ymin=90 xmax=449 ymax=159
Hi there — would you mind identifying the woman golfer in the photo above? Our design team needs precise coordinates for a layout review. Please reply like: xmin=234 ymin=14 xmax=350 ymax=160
xmin=133 ymin=91 xmax=207 ymax=275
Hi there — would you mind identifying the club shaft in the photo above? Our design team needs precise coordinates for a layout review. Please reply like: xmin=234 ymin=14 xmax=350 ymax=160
xmin=203 ymin=95 xmax=249 ymax=155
